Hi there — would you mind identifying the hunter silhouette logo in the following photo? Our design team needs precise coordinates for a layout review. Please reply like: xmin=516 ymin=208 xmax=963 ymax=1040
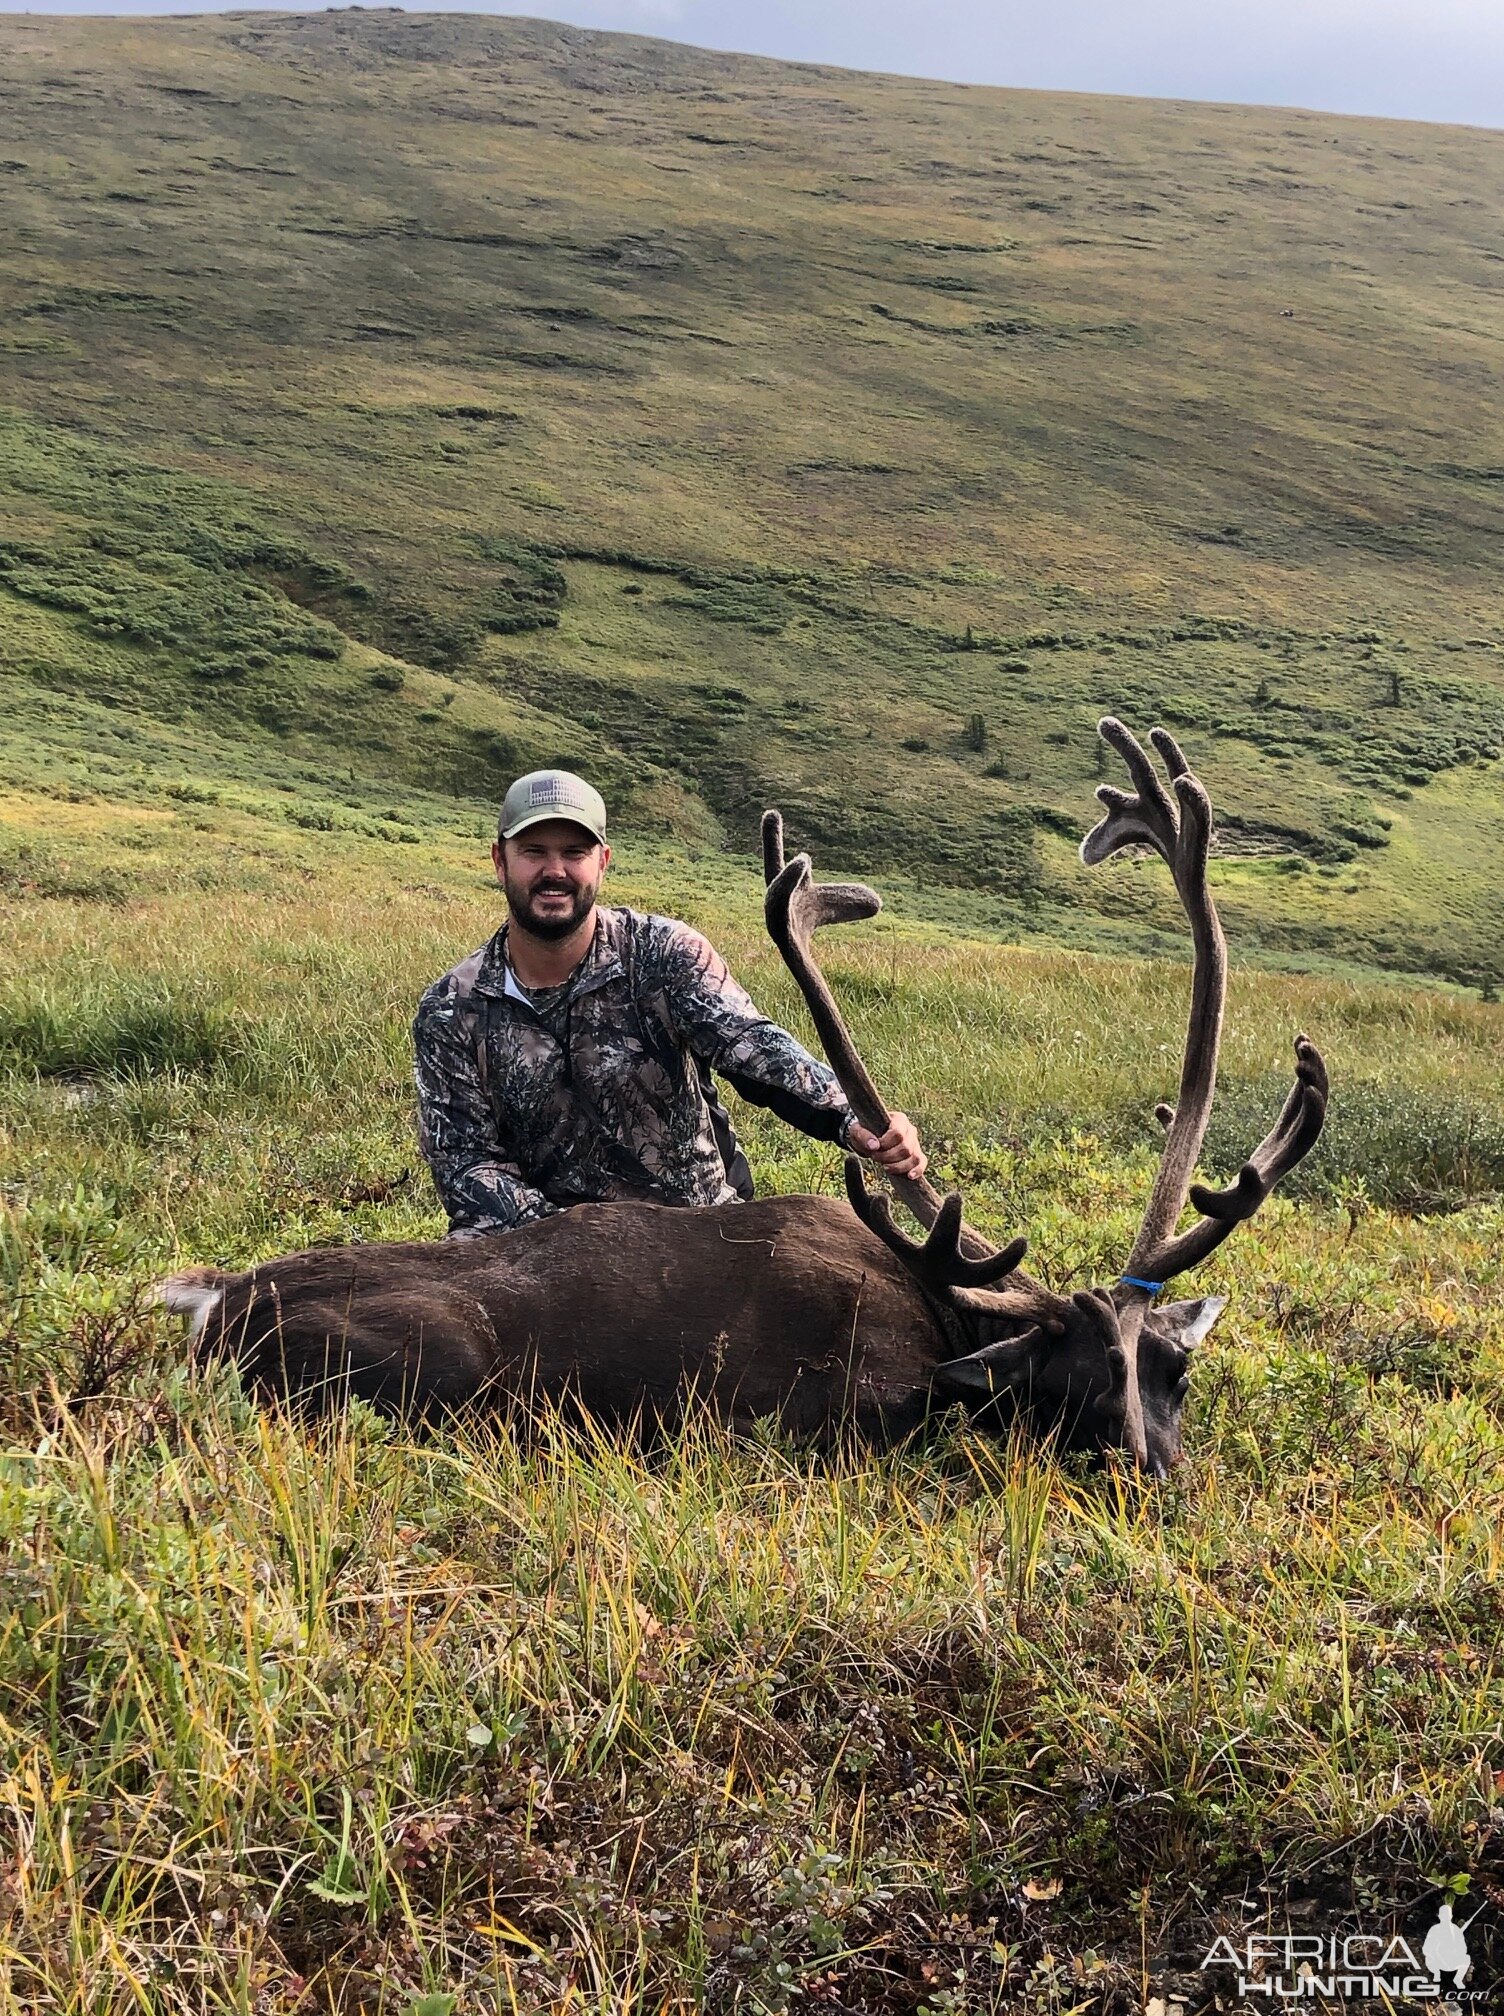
xmin=1199 ymin=1889 xmax=1488 ymax=2001
xmin=1421 ymin=1901 xmax=1472 ymax=1989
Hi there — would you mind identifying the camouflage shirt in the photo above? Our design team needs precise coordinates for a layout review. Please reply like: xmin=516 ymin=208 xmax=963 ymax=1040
xmin=413 ymin=905 xmax=855 ymax=1234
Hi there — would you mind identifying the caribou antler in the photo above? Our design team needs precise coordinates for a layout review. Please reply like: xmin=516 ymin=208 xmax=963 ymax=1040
xmin=1082 ymin=718 xmax=1227 ymax=1269
xmin=763 ymin=809 xmax=1004 ymax=1260
xmin=842 ymin=1156 xmax=1071 ymax=1339
xmin=1081 ymin=719 xmax=1329 ymax=1465
xmin=841 ymin=1156 xmax=1035 ymax=1305
xmin=1148 ymin=1034 xmax=1328 ymax=1280
xmin=928 ymin=1287 xmax=1130 ymax=1444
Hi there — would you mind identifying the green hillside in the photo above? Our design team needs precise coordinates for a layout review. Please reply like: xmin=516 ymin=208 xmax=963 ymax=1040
xmin=2 ymin=9 xmax=1503 ymax=981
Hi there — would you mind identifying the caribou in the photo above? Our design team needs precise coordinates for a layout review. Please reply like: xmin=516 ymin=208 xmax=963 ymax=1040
xmin=161 ymin=720 xmax=1328 ymax=1474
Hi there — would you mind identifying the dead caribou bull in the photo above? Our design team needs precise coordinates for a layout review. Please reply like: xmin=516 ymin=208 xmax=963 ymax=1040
xmin=161 ymin=721 xmax=1327 ymax=1474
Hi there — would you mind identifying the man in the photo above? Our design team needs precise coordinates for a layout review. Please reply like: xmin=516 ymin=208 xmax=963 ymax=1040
xmin=414 ymin=768 xmax=925 ymax=1235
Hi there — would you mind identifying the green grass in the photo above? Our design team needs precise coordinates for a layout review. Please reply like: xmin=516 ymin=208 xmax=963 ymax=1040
xmin=2 ymin=788 xmax=1503 ymax=2013
xmin=1 ymin=12 xmax=1503 ymax=983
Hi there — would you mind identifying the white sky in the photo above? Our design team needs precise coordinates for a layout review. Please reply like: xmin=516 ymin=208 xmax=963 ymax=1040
xmin=9 ymin=2 xmax=1504 ymax=130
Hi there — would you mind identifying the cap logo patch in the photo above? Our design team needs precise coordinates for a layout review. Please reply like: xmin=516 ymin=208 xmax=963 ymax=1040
xmin=529 ymin=776 xmax=583 ymax=808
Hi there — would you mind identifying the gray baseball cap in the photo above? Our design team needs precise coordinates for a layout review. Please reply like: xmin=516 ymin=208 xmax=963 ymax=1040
xmin=499 ymin=769 xmax=608 ymax=845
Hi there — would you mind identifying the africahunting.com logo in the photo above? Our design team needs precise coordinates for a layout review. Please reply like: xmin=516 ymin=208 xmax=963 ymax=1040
xmin=1199 ymin=1889 xmax=1487 ymax=2003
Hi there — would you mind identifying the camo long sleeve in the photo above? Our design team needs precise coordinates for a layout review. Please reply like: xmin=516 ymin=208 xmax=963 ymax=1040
xmin=414 ymin=905 xmax=855 ymax=1235
xmin=645 ymin=918 xmax=853 ymax=1142
xmin=412 ymin=981 xmax=560 ymax=1234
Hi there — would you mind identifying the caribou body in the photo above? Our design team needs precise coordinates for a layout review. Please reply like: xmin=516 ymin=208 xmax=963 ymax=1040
xmin=162 ymin=721 xmax=1329 ymax=1474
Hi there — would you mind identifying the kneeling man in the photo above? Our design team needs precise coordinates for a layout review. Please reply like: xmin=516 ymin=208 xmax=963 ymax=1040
xmin=414 ymin=770 xmax=925 ymax=1234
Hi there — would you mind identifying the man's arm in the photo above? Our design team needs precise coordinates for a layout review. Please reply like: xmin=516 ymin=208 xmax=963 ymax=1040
xmin=412 ymin=981 xmax=559 ymax=1235
xmin=648 ymin=918 xmax=926 ymax=1176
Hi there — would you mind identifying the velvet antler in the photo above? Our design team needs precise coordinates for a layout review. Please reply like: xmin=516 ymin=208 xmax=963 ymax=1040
xmin=1080 ymin=719 xmax=1329 ymax=1463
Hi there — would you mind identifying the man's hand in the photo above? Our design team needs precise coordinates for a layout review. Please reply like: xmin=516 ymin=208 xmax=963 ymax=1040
xmin=846 ymin=1111 xmax=927 ymax=1180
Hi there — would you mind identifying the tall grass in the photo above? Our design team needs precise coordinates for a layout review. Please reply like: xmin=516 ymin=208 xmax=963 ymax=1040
xmin=0 ymin=983 xmax=240 ymax=1080
xmin=5 ymin=1339 xmax=1503 ymax=2015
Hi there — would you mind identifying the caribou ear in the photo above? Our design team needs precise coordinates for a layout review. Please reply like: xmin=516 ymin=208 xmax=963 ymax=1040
xmin=1155 ymin=1295 xmax=1227 ymax=1349
xmin=932 ymin=1355 xmax=1003 ymax=1400
xmin=930 ymin=1332 xmax=1042 ymax=1401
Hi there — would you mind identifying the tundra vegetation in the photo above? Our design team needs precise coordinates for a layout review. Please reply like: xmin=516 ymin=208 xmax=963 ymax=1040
xmin=3 ymin=777 xmax=1503 ymax=2015
xmin=2 ymin=12 xmax=1504 ymax=987
xmin=1 ymin=10 xmax=1503 ymax=2014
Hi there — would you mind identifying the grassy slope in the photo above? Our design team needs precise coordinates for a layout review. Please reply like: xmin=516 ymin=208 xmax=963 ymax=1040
xmin=1 ymin=11 xmax=1504 ymax=979
xmin=2 ymin=790 xmax=1504 ymax=2014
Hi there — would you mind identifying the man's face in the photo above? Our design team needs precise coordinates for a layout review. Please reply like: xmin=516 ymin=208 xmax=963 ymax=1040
xmin=493 ymin=821 xmax=610 ymax=941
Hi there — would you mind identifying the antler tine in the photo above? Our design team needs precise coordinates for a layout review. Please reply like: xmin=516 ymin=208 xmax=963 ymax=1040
xmin=843 ymin=1157 xmax=956 ymax=1273
xmin=1076 ymin=719 xmax=1230 ymax=1468
xmin=1080 ymin=717 xmax=1180 ymax=867
xmin=1073 ymin=1287 xmax=1130 ymax=1427
xmin=764 ymin=815 xmax=996 ymax=1250
xmin=761 ymin=808 xmax=787 ymax=883
xmin=1148 ymin=725 xmax=1192 ymax=780
xmin=844 ymin=1158 xmax=1026 ymax=1289
xmin=1149 ymin=1036 xmax=1329 ymax=1281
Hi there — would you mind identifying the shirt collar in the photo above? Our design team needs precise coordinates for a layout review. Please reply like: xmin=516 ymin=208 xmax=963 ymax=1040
xmin=473 ymin=907 xmax=625 ymax=1000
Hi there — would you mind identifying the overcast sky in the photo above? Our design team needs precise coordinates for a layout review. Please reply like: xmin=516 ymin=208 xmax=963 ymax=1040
xmin=13 ymin=2 xmax=1504 ymax=130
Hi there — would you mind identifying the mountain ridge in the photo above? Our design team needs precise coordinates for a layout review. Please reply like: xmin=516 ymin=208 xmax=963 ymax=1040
xmin=1 ymin=8 xmax=1502 ymax=983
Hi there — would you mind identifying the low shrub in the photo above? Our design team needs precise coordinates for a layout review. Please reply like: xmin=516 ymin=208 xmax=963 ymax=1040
xmin=0 ymin=838 xmax=131 ymax=904
xmin=1201 ymin=1072 xmax=1504 ymax=1210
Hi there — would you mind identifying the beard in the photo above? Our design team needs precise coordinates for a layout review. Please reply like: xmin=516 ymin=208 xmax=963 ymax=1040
xmin=504 ymin=872 xmax=600 ymax=942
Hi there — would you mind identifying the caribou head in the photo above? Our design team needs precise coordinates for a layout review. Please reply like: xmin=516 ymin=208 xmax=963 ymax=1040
xmin=764 ymin=716 xmax=1328 ymax=1475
